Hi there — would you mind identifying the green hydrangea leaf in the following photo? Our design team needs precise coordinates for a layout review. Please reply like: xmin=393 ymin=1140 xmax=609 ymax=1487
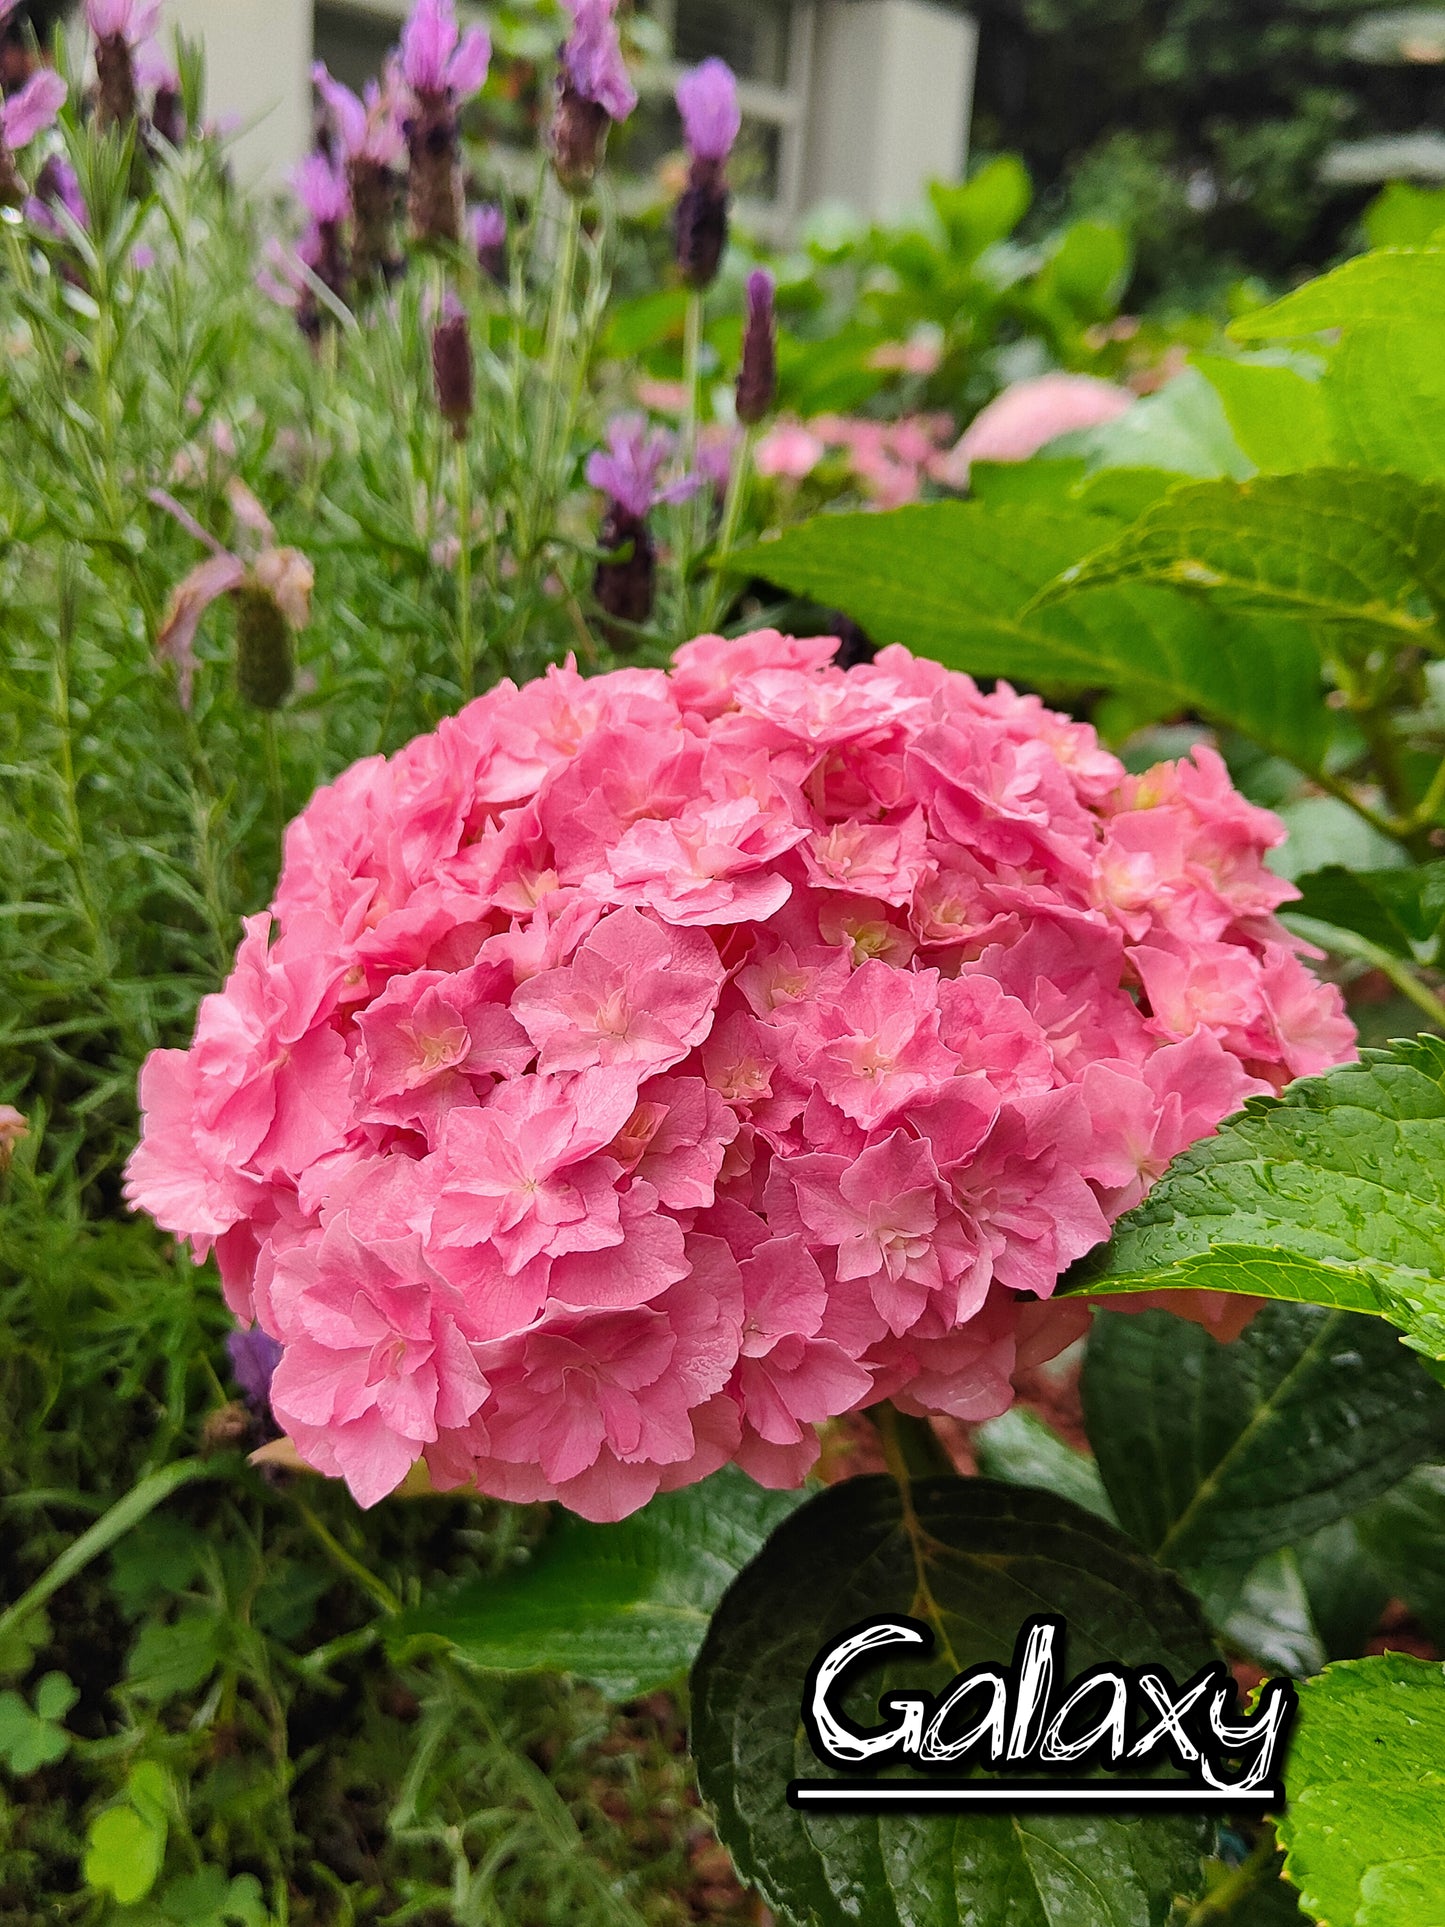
xmin=1278 ymin=1655 xmax=1445 ymax=1926
xmin=1072 ymin=1041 xmax=1445 ymax=1343
xmin=733 ymin=502 xmax=1333 ymax=777
xmin=1229 ymin=250 xmax=1445 ymax=338
xmin=1029 ymin=471 xmax=1445 ymax=647
xmin=1289 ymin=863 xmax=1445 ymax=965
xmin=971 ymin=1406 xmax=1117 ymax=1523
xmin=393 ymin=1464 xmax=804 ymax=1700
xmin=1324 ymin=324 xmax=1445 ymax=483
xmin=1081 ymin=1304 xmax=1445 ymax=1570
xmin=1194 ymin=357 xmax=1338 ymax=473
xmin=691 ymin=1477 xmax=1215 ymax=1927
xmin=1355 ymin=1466 xmax=1445 ymax=1645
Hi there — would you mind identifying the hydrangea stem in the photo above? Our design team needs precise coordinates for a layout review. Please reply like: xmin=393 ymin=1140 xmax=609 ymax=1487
xmin=873 ymin=1402 xmax=957 ymax=1484
xmin=1182 ymin=1829 xmax=1278 ymax=1923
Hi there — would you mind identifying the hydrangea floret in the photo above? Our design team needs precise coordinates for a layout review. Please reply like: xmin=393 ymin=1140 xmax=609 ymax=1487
xmin=127 ymin=633 xmax=1354 ymax=1517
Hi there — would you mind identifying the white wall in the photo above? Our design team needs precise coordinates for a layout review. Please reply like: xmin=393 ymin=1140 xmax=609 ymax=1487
xmin=161 ymin=0 xmax=313 ymax=188
xmin=803 ymin=0 xmax=977 ymax=221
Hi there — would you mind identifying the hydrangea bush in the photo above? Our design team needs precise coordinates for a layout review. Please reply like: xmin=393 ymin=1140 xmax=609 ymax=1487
xmin=126 ymin=632 xmax=1350 ymax=1516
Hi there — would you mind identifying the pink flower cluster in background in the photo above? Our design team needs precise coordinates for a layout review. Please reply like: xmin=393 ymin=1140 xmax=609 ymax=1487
xmin=126 ymin=634 xmax=1354 ymax=1518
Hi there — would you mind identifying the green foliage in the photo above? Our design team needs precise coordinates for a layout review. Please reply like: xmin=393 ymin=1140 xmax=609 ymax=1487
xmin=0 ymin=1672 xmax=76 ymax=1776
xmin=1278 ymin=1656 xmax=1445 ymax=1927
xmin=84 ymin=1760 xmax=171 ymax=1904
xmin=394 ymin=1466 xmax=804 ymax=1699
xmin=971 ymin=0 xmax=1441 ymax=300
xmin=1365 ymin=183 xmax=1445 ymax=249
xmin=691 ymin=1478 xmax=1214 ymax=1927
xmin=971 ymin=1406 xmax=1116 ymax=1522
xmin=740 ymin=502 xmax=1334 ymax=774
xmin=1356 ymin=1466 xmax=1445 ymax=1644
xmin=1073 ymin=1042 xmax=1445 ymax=1371
xmin=1081 ymin=1305 xmax=1445 ymax=1568
xmin=1191 ymin=358 xmax=1336 ymax=473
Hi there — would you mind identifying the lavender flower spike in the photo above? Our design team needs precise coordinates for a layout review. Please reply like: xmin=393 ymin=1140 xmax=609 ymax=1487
xmin=586 ymin=414 xmax=696 ymax=519
xmin=0 ymin=69 xmax=65 ymax=207
xmin=1 ymin=69 xmax=65 ymax=152
xmin=228 ymin=1326 xmax=283 ymax=1416
xmin=673 ymin=58 xmax=739 ymax=286
xmin=400 ymin=0 xmax=491 ymax=101
xmin=561 ymin=0 xmax=637 ymax=121
xmin=399 ymin=0 xmax=486 ymax=244
xmin=587 ymin=414 xmax=698 ymax=641
xmin=471 ymin=200 xmax=507 ymax=283
xmin=735 ymin=269 xmax=777 ymax=426
xmin=677 ymin=58 xmax=740 ymax=165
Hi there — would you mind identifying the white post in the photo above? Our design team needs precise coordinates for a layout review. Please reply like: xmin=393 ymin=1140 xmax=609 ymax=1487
xmin=160 ymin=0 xmax=314 ymax=187
xmin=802 ymin=0 xmax=978 ymax=221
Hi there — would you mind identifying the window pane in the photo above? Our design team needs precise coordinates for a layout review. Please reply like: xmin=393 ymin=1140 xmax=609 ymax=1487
xmin=313 ymin=2 xmax=396 ymax=94
xmin=672 ymin=0 xmax=793 ymax=88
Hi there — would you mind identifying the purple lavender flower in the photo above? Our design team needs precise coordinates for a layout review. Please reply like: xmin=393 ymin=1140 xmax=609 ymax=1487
xmin=587 ymin=414 xmax=698 ymax=642
xmin=735 ymin=269 xmax=777 ymax=426
xmin=227 ymin=1326 xmax=283 ymax=1416
xmin=400 ymin=0 xmax=490 ymax=102
xmin=586 ymin=414 xmax=697 ymax=519
xmin=398 ymin=0 xmax=486 ymax=244
xmin=86 ymin=0 xmax=160 ymax=45
xmin=470 ymin=200 xmax=507 ymax=283
xmin=284 ymin=152 xmax=352 ymax=336
xmin=676 ymin=58 xmax=740 ymax=165
xmin=560 ymin=0 xmax=636 ymax=121
xmin=137 ymin=43 xmax=186 ymax=147
xmin=672 ymin=58 xmax=739 ymax=287
xmin=25 ymin=152 xmax=85 ymax=237
xmin=293 ymin=151 xmax=351 ymax=228
xmin=313 ymin=63 xmax=403 ymax=285
xmin=432 ymin=294 xmax=474 ymax=435
xmin=87 ymin=0 xmax=159 ymax=128
xmin=0 ymin=68 xmax=65 ymax=207
xmin=313 ymin=62 xmax=404 ymax=167
xmin=1 ymin=69 xmax=65 ymax=151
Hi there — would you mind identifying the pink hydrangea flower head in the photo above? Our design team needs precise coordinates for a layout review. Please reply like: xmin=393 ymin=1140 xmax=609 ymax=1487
xmin=127 ymin=628 xmax=1353 ymax=1519
xmin=1 ymin=69 xmax=66 ymax=151
xmin=676 ymin=58 xmax=740 ymax=165
xmin=560 ymin=0 xmax=636 ymax=122
xmin=755 ymin=420 xmax=826 ymax=481
xmin=938 ymin=373 xmax=1134 ymax=487
xmin=400 ymin=0 xmax=491 ymax=100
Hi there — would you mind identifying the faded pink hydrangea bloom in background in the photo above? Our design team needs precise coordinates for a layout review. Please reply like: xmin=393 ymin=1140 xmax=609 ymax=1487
xmin=127 ymin=633 xmax=1354 ymax=1519
xmin=937 ymin=372 xmax=1135 ymax=487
